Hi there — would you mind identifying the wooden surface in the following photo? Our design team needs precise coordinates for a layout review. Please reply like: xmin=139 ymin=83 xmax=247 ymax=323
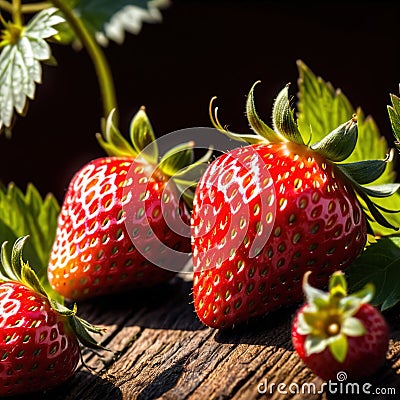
xmin=14 ymin=274 xmax=400 ymax=400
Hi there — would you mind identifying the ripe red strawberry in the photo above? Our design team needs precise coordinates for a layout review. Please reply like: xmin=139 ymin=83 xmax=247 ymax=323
xmin=191 ymin=83 xmax=399 ymax=329
xmin=48 ymin=108 xmax=207 ymax=301
xmin=292 ymin=271 xmax=389 ymax=381
xmin=0 ymin=236 xmax=104 ymax=396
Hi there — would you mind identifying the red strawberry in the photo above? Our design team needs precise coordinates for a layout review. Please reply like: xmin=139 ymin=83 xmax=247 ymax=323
xmin=48 ymin=108 xmax=207 ymax=301
xmin=191 ymin=83 xmax=399 ymax=329
xmin=292 ymin=271 xmax=389 ymax=381
xmin=0 ymin=236 xmax=104 ymax=396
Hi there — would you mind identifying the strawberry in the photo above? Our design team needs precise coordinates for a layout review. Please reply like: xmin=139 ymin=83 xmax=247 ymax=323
xmin=48 ymin=108 xmax=208 ymax=301
xmin=291 ymin=271 xmax=389 ymax=381
xmin=191 ymin=82 xmax=399 ymax=329
xmin=0 ymin=236 xmax=105 ymax=396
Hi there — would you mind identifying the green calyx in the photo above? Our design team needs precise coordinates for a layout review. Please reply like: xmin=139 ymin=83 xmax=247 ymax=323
xmin=0 ymin=21 xmax=24 ymax=47
xmin=97 ymin=107 xmax=212 ymax=207
xmin=210 ymin=82 xmax=400 ymax=231
xmin=0 ymin=236 xmax=105 ymax=350
xmin=298 ymin=271 xmax=374 ymax=363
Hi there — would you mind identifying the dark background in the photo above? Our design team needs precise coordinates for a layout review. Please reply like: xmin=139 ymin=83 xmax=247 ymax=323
xmin=0 ymin=0 xmax=399 ymax=202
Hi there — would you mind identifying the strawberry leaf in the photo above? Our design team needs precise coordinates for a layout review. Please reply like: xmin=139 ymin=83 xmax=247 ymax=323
xmin=297 ymin=61 xmax=392 ymax=175
xmin=0 ymin=7 xmax=64 ymax=133
xmin=0 ymin=183 xmax=60 ymax=281
xmin=296 ymin=59 xmax=354 ymax=141
xmin=63 ymin=0 xmax=170 ymax=46
xmin=296 ymin=60 xmax=400 ymax=235
xmin=347 ymin=237 xmax=400 ymax=311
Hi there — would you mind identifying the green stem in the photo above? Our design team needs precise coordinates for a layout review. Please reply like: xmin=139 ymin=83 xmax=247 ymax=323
xmin=12 ymin=0 xmax=22 ymax=25
xmin=0 ymin=1 xmax=52 ymax=15
xmin=49 ymin=0 xmax=118 ymax=120
xmin=22 ymin=2 xmax=51 ymax=14
xmin=0 ymin=1 xmax=12 ymax=14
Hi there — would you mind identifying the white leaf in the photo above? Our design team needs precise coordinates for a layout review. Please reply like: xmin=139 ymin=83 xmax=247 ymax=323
xmin=12 ymin=51 xmax=28 ymax=113
xmin=17 ymin=37 xmax=34 ymax=68
xmin=0 ymin=8 xmax=64 ymax=131
xmin=28 ymin=61 xmax=42 ymax=86
xmin=100 ymin=0 xmax=169 ymax=45
xmin=27 ymin=37 xmax=51 ymax=61
xmin=25 ymin=8 xmax=63 ymax=39
xmin=1 ymin=69 xmax=14 ymax=126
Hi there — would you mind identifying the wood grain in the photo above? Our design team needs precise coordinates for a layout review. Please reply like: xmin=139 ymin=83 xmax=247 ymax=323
xmin=11 ymin=275 xmax=400 ymax=400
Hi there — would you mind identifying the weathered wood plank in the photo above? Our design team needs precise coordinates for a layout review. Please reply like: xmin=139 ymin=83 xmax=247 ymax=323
xmin=9 ymin=276 xmax=400 ymax=400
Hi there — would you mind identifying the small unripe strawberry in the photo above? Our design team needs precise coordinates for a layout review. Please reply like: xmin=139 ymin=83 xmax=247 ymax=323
xmin=292 ymin=271 xmax=389 ymax=381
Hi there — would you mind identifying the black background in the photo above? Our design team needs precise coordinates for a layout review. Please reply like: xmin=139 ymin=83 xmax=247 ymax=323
xmin=0 ymin=0 xmax=399 ymax=202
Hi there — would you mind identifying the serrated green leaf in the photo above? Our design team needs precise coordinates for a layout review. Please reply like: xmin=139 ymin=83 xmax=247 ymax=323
xmin=347 ymin=236 xmax=400 ymax=311
xmin=297 ymin=60 xmax=354 ymax=141
xmin=0 ymin=8 xmax=64 ymax=132
xmin=297 ymin=60 xmax=392 ymax=178
xmin=39 ymin=194 xmax=61 ymax=265
xmin=297 ymin=60 xmax=400 ymax=234
xmin=0 ymin=183 xmax=60 ymax=282
xmin=69 ymin=0 xmax=169 ymax=46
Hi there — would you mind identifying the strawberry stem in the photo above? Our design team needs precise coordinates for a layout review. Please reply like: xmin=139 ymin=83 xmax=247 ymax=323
xmin=49 ymin=0 xmax=118 ymax=121
xmin=10 ymin=0 xmax=22 ymax=26
xmin=0 ymin=1 xmax=13 ymax=14
xmin=20 ymin=2 xmax=51 ymax=14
